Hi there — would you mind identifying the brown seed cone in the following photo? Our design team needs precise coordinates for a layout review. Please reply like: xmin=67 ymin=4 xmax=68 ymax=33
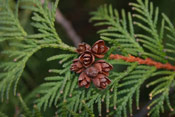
xmin=94 ymin=60 xmax=113 ymax=76
xmin=78 ymin=72 xmax=91 ymax=88
xmin=85 ymin=66 xmax=99 ymax=78
xmin=70 ymin=59 xmax=85 ymax=73
xmin=92 ymin=74 xmax=111 ymax=89
xmin=91 ymin=40 xmax=109 ymax=58
xmin=76 ymin=42 xmax=91 ymax=54
xmin=71 ymin=40 xmax=112 ymax=89
xmin=79 ymin=51 xmax=95 ymax=68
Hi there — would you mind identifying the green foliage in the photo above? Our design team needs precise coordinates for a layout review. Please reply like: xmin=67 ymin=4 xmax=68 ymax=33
xmin=0 ymin=0 xmax=75 ymax=101
xmin=0 ymin=0 xmax=175 ymax=117
xmin=0 ymin=0 xmax=39 ymax=101
xmin=90 ymin=0 xmax=175 ymax=116
xmin=111 ymin=65 xmax=156 ymax=116
xmin=35 ymin=54 xmax=77 ymax=111
xmin=90 ymin=4 xmax=144 ymax=56
xmin=131 ymin=0 xmax=166 ymax=63
xmin=162 ymin=14 xmax=175 ymax=62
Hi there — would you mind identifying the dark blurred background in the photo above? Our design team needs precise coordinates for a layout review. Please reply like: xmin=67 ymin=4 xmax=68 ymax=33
xmin=1 ymin=0 xmax=175 ymax=116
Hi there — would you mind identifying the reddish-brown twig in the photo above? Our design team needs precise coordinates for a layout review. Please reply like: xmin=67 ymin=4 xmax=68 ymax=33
xmin=110 ymin=54 xmax=175 ymax=71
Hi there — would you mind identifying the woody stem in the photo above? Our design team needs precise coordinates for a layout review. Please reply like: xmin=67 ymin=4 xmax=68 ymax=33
xmin=109 ymin=54 xmax=175 ymax=71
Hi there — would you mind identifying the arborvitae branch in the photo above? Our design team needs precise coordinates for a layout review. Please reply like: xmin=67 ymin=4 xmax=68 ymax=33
xmin=0 ymin=0 xmax=175 ymax=117
xmin=0 ymin=0 xmax=75 ymax=101
xmin=90 ymin=5 xmax=144 ymax=56
xmin=130 ymin=0 xmax=167 ymax=63
xmin=90 ymin=0 xmax=175 ymax=116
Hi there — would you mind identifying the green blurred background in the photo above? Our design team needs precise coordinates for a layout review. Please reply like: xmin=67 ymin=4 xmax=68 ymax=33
xmin=0 ymin=0 xmax=175 ymax=116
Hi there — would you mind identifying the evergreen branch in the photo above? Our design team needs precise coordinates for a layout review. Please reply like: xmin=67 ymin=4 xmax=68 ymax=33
xmin=0 ymin=0 xmax=27 ymax=41
xmin=111 ymin=64 xmax=156 ymax=116
xmin=90 ymin=4 xmax=144 ymax=56
xmin=20 ymin=0 xmax=74 ymax=47
xmin=0 ymin=0 xmax=174 ymax=116
xmin=130 ymin=0 xmax=167 ymax=63
xmin=0 ymin=42 xmax=41 ymax=100
xmin=53 ymin=61 xmax=155 ymax=116
xmin=162 ymin=14 xmax=175 ymax=62
xmin=90 ymin=1 xmax=175 ymax=116
xmin=0 ymin=0 xmax=75 ymax=101
xmin=35 ymin=54 xmax=77 ymax=110
xmin=147 ymin=73 xmax=175 ymax=116
xmin=110 ymin=54 xmax=175 ymax=116
xmin=19 ymin=0 xmax=76 ymax=51
xmin=134 ymin=87 xmax=175 ymax=117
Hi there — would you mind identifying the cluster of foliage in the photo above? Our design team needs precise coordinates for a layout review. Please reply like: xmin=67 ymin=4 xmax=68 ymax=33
xmin=0 ymin=0 xmax=175 ymax=116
